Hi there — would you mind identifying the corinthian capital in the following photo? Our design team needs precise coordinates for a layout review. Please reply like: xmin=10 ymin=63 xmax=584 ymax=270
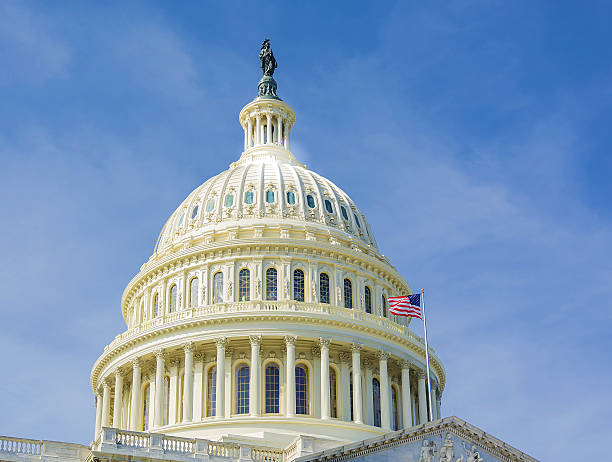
xmin=154 ymin=349 xmax=165 ymax=360
xmin=284 ymin=335 xmax=297 ymax=346
xmin=249 ymin=335 xmax=262 ymax=347
xmin=215 ymin=337 xmax=227 ymax=348
xmin=183 ymin=342 xmax=194 ymax=354
xmin=351 ymin=342 xmax=362 ymax=353
xmin=319 ymin=337 xmax=331 ymax=348
xmin=377 ymin=351 xmax=390 ymax=361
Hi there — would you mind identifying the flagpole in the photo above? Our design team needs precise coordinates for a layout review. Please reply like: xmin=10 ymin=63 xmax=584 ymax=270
xmin=421 ymin=288 xmax=433 ymax=422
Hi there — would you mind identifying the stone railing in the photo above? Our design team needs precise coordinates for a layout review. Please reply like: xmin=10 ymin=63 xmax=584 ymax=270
xmin=94 ymin=427 xmax=300 ymax=461
xmin=106 ymin=300 xmax=430 ymax=353
xmin=0 ymin=436 xmax=42 ymax=456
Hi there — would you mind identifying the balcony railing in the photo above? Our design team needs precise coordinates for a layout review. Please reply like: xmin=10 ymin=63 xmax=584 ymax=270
xmin=0 ymin=436 xmax=42 ymax=455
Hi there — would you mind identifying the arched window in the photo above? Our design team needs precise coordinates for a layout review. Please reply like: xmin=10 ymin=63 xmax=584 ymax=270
xmin=373 ymin=378 xmax=381 ymax=427
xmin=207 ymin=366 xmax=216 ymax=417
xmin=330 ymin=367 xmax=337 ymax=418
xmin=213 ymin=272 xmax=223 ymax=304
xmin=236 ymin=364 xmax=250 ymax=414
xmin=296 ymin=364 xmax=309 ymax=415
xmin=365 ymin=286 xmax=372 ymax=314
xmin=190 ymin=278 xmax=199 ymax=308
xmin=169 ymin=284 xmax=177 ymax=313
xmin=265 ymin=363 xmax=280 ymax=414
xmin=163 ymin=376 xmax=170 ymax=426
xmin=392 ymin=386 xmax=399 ymax=431
xmin=153 ymin=293 xmax=159 ymax=317
xmin=293 ymin=269 xmax=304 ymax=302
xmin=344 ymin=279 xmax=353 ymax=309
xmin=239 ymin=269 xmax=250 ymax=302
xmin=319 ymin=273 xmax=330 ymax=304
xmin=382 ymin=294 xmax=388 ymax=317
xmin=142 ymin=384 xmax=150 ymax=431
xmin=266 ymin=267 xmax=277 ymax=301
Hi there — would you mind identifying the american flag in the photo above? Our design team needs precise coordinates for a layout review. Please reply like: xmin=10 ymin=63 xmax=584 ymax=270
xmin=388 ymin=294 xmax=422 ymax=319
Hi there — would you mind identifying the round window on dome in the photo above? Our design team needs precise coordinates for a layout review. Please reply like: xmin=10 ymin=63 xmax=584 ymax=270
xmin=324 ymin=199 xmax=333 ymax=214
xmin=206 ymin=199 xmax=215 ymax=212
xmin=307 ymin=195 xmax=316 ymax=208
xmin=340 ymin=206 xmax=349 ymax=220
xmin=178 ymin=213 xmax=185 ymax=226
xmin=266 ymin=190 xmax=275 ymax=203
xmin=244 ymin=191 xmax=254 ymax=204
xmin=286 ymin=191 xmax=296 ymax=205
xmin=224 ymin=194 xmax=234 ymax=207
xmin=191 ymin=205 xmax=199 ymax=219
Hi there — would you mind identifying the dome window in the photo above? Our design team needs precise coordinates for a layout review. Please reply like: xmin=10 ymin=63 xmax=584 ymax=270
xmin=178 ymin=213 xmax=185 ymax=226
xmin=206 ymin=199 xmax=215 ymax=212
xmin=354 ymin=213 xmax=361 ymax=228
xmin=286 ymin=191 xmax=296 ymax=205
xmin=324 ymin=199 xmax=333 ymax=214
xmin=306 ymin=194 xmax=316 ymax=208
xmin=224 ymin=194 xmax=234 ymax=207
xmin=191 ymin=205 xmax=199 ymax=219
xmin=266 ymin=190 xmax=275 ymax=203
xmin=340 ymin=206 xmax=349 ymax=220
xmin=244 ymin=191 xmax=254 ymax=204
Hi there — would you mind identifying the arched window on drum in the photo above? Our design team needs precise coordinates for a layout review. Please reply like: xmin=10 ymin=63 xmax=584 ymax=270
xmin=343 ymin=278 xmax=353 ymax=309
xmin=169 ymin=284 xmax=177 ymax=313
xmin=265 ymin=363 xmax=280 ymax=414
xmin=364 ymin=286 xmax=372 ymax=314
xmin=319 ymin=273 xmax=330 ymax=304
xmin=266 ymin=267 xmax=278 ymax=301
xmin=235 ymin=364 xmax=250 ymax=414
xmin=213 ymin=272 xmax=223 ymax=304
xmin=189 ymin=277 xmax=199 ymax=307
xmin=373 ymin=378 xmax=381 ymax=427
xmin=239 ymin=268 xmax=250 ymax=302
xmin=206 ymin=366 xmax=216 ymax=417
xmin=293 ymin=269 xmax=304 ymax=302
xmin=295 ymin=364 xmax=309 ymax=415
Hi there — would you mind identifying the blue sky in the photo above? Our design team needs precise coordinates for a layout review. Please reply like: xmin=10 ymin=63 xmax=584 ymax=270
xmin=0 ymin=1 xmax=610 ymax=460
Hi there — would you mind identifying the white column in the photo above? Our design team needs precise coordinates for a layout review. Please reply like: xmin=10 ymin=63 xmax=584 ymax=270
xmin=215 ymin=338 xmax=226 ymax=418
xmin=182 ymin=342 xmax=194 ymax=422
xmin=250 ymin=336 xmax=261 ymax=416
xmin=247 ymin=119 xmax=253 ymax=149
xmin=401 ymin=361 xmax=413 ymax=429
xmin=266 ymin=114 xmax=272 ymax=144
xmin=168 ymin=361 xmax=179 ymax=424
xmin=339 ymin=352 xmax=351 ymax=421
xmin=320 ymin=338 xmax=331 ymax=419
xmin=284 ymin=123 xmax=290 ymax=149
xmin=430 ymin=385 xmax=438 ymax=420
xmin=417 ymin=371 xmax=427 ymax=424
xmin=364 ymin=359 xmax=373 ymax=425
xmin=351 ymin=343 xmax=362 ymax=424
xmin=94 ymin=393 xmax=103 ymax=437
xmin=112 ymin=369 xmax=124 ymax=428
xmin=193 ymin=354 xmax=204 ymax=421
xmin=436 ymin=392 xmax=442 ymax=420
xmin=255 ymin=116 xmax=261 ymax=145
xmin=130 ymin=359 xmax=141 ymax=431
xmin=285 ymin=335 xmax=296 ymax=417
xmin=101 ymin=380 xmax=111 ymax=428
xmin=277 ymin=116 xmax=283 ymax=146
xmin=379 ymin=352 xmax=391 ymax=430
xmin=154 ymin=350 xmax=165 ymax=428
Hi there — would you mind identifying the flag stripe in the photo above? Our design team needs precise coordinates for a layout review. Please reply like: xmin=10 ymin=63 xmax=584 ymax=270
xmin=387 ymin=294 xmax=422 ymax=319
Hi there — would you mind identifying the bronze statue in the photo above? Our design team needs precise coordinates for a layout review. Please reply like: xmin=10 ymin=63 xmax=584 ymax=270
xmin=259 ymin=39 xmax=277 ymax=76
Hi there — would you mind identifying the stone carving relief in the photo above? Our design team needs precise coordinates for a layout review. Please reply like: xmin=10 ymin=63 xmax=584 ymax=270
xmin=417 ymin=434 xmax=485 ymax=462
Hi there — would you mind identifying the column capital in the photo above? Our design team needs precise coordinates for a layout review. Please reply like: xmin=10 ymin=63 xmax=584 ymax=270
xmin=131 ymin=358 xmax=141 ymax=369
xmin=284 ymin=335 xmax=297 ymax=346
xmin=113 ymin=368 xmax=123 ymax=379
xmin=154 ymin=349 xmax=165 ymax=360
xmin=183 ymin=342 xmax=194 ymax=354
xmin=377 ymin=351 xmax=391 ymax=361
xmin=400 ymin=359 xmax=413 ymax=370
xmin=351 ymin=342 xmax=362 ymax=352
xmin=417 ymin=370 xmax=426 ymax=380
xmin=319 ymin=337 xmax=332 ymax=348
xmin=103 ymin=378 xmax=112 ymax=389
xmin=249 ymin=335 xmax=262 ymax=347
xmin=215 ymin=337 xmax=227 ymax=348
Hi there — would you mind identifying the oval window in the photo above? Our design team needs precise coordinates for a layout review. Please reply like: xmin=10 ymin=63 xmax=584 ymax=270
xmin=224 ymin=194 xmax=234 ymax=207
xmin=340 ymin=206 xmax=348 ymax=220
xmin=206 ymin=198 xmax=215 ymax=212
xmin=244 ymin=191 xmax=254 ymax=204
xmin=286 ymin=191 xmax=296 ymax=205
xmin=266 ymin=190 xmax=275 ymax=203
xmin=307 ymin=195 xmax=315 ymax=208
xmin=325 ymin=199 xmax=333 ymax=214
xmin=354 ymin=213 xmax=361 ymax=227
xmin=178 ymin=213 xmax=185 ymax=226
xmin=191 ymin=205 xmax=199 ymax=219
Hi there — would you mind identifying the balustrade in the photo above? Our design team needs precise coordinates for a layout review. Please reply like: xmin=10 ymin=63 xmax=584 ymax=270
xmin=0 ymin=436 xmax=42 ymax=455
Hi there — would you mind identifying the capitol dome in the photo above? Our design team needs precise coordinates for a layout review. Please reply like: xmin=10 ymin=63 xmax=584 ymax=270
xmin=90 ymin=45 xmax=445 ymax=454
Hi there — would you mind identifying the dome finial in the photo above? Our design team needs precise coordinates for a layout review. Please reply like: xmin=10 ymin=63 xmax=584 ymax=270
xmin=258 ymin=39 xmax=280 ymax=100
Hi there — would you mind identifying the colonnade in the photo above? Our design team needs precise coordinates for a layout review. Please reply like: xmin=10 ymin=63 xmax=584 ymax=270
xmin=94 ymin=336 xmax=442 ymax=438
xmin=243 ymin=111 xmax=291 ymax=151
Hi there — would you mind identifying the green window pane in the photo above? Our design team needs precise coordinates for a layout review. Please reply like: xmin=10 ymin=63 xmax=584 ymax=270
xmin=224 ymin=194 xmax=234 ymax=207
xmin=206 ymin=199 xmax=215 ymax=212
xmin=178 ymin=213 xmax=185 ymax=226
xmin=286 ymin=191 xmax=296 ymax=205
xmin=244 ymin=191 xmax=254 ymax=204
xmin=266 ymin=190 xmax=275 ymax=203
xmin=307 ymin=195 xmax=315 ymax=208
